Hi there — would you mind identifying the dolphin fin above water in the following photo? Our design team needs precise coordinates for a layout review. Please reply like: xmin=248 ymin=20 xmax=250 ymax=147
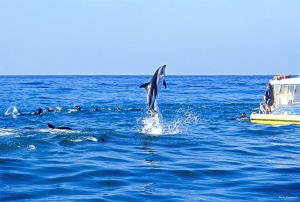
xmin=47 ymin=123 xmax=72 ymax=130
xmin=140 ymin=82 xmax=150 ymax=89
xmin=47 ymin=123 xmax=56 ymax=129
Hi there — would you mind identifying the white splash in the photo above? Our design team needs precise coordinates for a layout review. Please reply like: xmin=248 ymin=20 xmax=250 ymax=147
xmin=5 ymin=106 xmax=19 ymax=118
xmin=141 ymin=114 xmax=164 ymax=135
xmin=139 ymin=108 xmax=199 ymax=135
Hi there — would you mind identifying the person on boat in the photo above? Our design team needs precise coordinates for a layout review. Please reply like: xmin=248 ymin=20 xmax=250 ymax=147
xmin=264 ymin=82 xmax=274 ymax=113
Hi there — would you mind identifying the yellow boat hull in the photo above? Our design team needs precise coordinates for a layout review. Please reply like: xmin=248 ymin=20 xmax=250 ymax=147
xmin=250 ymin=113 xmax=300 ymax=125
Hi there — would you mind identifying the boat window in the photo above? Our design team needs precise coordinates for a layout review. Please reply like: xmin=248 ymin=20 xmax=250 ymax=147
xmin=294 ymin=85 xmax=300 ymax=104
xmin=273 ymin=84 xmax=300 ymax=108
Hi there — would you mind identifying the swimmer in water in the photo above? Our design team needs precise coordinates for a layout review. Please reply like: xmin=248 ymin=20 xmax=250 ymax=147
xmin=240 ymin=112 xmax=247 ymax=119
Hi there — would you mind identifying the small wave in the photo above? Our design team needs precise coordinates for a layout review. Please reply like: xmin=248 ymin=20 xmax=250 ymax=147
xmin=49 ymin=129 xmax=80 ymax=134
xmin=0 ymin=128 xmax=15 ymax=136
xmin=72 ymin=138 xmax=83 ymax=143
xmin=36 ymin=129 xmax=80 ymax=134
xmin=27 ymin=145 xmax=36 ymax=151
xmin=4 ymin=106 xmax=19 ymax=118
xmin=71 ymin=136 xmax=98 ymax=143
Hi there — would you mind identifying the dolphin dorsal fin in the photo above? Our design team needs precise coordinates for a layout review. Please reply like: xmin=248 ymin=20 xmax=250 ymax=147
xmin=47 ymin=123 xmax=55 ymax=129
xmin=139 ymin=82 xmax=150 ymax=90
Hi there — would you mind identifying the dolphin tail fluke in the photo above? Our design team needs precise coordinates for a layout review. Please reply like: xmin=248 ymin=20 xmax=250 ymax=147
xmin=47 ymin=123 xmax=56 ymax=129
xmin=140 ymin=82 xmax=150 ymax=89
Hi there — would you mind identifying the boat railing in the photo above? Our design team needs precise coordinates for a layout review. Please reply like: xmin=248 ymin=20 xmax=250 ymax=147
xmin=259 ymin=103 xmax=267 ymax=114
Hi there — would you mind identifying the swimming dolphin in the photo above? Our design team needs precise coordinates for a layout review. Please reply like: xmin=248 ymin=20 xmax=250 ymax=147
xmin=47 ymin=123 xmax=72 ymax=130
xmin=140 ymin=65 xmax=167 ymax=116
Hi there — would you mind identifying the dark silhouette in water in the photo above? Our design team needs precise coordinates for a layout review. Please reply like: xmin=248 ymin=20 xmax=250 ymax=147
xmin=240 ymin=112 xmax=247 ymax=119
xmin=47 ymin=123 xmax=106 ymax=142
xmin=226 ymin=112 xmax=248 ymax=121
xmin=68 ymin=105 xmax=91 ymax=112
xmin=47 ymin=123 xmax=72 ymax=130
xmin=18 ymin=108 xmax=44 ymax=116
xmin=32 ymin=108 xmax=43 ymax=115
xmin=93 ymin=108 xmax=101 ymax=111
xmin=115 ymin=107 xmax=121 ymax=111
xmin=67 ymin=105 xmax=82 ymax=113
xmin=99 ymin=138 xmax=106 ymax=142
xmin=8 ymin=105 xmax=145 ymax=117
xmin=75 ymin=105 xmax=81 ymax=111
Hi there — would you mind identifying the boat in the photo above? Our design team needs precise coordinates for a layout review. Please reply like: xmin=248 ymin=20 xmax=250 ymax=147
xmin=250 ymin=75 xmax=300 ymax=125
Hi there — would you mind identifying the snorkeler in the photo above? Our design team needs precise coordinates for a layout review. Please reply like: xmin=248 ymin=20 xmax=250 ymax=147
xmin=240 ymin=112 xmax=247 ymax=119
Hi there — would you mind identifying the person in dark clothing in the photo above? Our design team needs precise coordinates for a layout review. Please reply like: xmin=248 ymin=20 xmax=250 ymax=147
xmin=31 ymin=108 xmax=43 ymax=115
xmin=240 ymin=112 xmax=247 ymax=119
xmin=264 ymin=82 xmax=274 ymax=113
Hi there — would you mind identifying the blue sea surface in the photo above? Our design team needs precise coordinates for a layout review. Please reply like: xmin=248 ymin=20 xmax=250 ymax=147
xmin=0 ymin=76 xmax=300 ymax=201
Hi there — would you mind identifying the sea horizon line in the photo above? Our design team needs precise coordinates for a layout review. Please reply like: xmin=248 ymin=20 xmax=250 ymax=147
xmin=0 ymin=74 xmax=294 ymax=77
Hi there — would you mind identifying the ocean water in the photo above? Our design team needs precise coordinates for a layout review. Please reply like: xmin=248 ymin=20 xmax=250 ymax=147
xmin=0 ymin=76 xmax=300 ymax=202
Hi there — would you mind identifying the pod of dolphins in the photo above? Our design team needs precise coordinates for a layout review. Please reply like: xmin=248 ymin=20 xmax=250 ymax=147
xmin=4 ymin=65 xmax=168 ymax=131
xmin=4 ymin=64 xmax=247 ymax=131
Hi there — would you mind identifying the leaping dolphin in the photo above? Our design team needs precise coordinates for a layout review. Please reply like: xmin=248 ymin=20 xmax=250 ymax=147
xmin=140 ymin=65 xmax=167 ymax=116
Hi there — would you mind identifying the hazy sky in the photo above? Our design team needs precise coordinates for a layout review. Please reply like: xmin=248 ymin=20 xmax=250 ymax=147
xmin=0 ymin=0 xmax=299 ymax=75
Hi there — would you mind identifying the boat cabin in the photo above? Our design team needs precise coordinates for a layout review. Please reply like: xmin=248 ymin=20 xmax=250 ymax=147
xmin=250 ymin=76 xmax=300 ymax=124
xmin=270 ymin=76 xmax=300 ymax=110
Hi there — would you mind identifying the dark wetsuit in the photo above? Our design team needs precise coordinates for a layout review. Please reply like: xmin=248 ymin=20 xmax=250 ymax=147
xmin=265 ymin=86 xmax=274 ymax=106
